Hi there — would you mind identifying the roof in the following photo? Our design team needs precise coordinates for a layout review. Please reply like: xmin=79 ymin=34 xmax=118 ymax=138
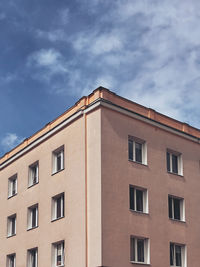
xmin=1 ymin=86 xmax=200 ymax=166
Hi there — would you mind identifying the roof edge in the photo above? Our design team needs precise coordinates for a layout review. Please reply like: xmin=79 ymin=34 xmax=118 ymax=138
xmin=1 ymin=86 xmax=200 ymax=165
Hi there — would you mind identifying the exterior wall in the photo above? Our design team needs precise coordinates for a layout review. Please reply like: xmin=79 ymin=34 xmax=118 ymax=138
xmin=101 ymin=106 xmax=200 ymax=267
xmin=86 ymin=109 xmax=102 ymax=267
xmin=0 ymin=117 xmax=86 ymax=267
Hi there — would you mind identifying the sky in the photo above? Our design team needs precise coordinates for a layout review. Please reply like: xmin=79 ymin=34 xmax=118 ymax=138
xmin=1 ymin=0 xmax=200 ymax=156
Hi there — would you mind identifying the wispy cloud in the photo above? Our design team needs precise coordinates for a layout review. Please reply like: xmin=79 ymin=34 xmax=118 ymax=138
xmin=73 ymin=30 xmax=124 ymax=55
xmin=58 ymin=8 xmax=69 ymax=25
xmin=0 ymin=13 xmax=6 ymax=20
xmin=27 ymin=48 xmax=69 ymax=88
xmin=36 ymin=29 xmax=66 ymax=42
xmin=0 ymin=73 xmax=19 ymax=84
xmin=28 ymin=48 xmax=63 ymax=67
xmin=1 ymin=133 xmax=23 ymax=152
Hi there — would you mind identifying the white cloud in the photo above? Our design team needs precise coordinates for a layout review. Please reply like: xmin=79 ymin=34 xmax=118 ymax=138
xmin=92 ymin=34 xmax=123 ymax=55
xmin=28 ymin=48 xmax=62 ymax=67
xmin=72 ymin=30 xmax=123 ymax=56
xmin=1 ymin=133 xmax=23 ymax=152
xmin=27 ymin=48 xmax=69 ymax=85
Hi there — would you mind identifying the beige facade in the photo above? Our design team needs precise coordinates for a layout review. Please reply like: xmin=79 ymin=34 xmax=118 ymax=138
xmin=0 ymin=87 xmax=200 ymax=267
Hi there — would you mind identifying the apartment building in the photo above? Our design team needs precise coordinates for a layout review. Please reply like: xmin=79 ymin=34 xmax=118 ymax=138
xmin=0 ymin=87 xmax=200 ymax=267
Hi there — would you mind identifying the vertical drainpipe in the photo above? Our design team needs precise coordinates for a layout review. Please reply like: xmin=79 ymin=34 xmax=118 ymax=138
xmin=84 ymin=111 xmax=88 ymax=267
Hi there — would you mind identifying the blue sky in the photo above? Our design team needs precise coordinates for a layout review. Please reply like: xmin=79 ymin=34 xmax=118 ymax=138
xmin=1 ymin=0 xmax=200 ymax=156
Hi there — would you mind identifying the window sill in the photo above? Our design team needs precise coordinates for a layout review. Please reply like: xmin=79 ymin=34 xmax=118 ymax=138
xmin=51 ymin=216 xmax=64 ymax=223
xmin=7 ymin=234 xmax=16 ymax=239
xmin=167 ymin=171 xmax=183 ymax=177
xmin=128 ymin=160 xmax=148 ymax=167
xmin=52 ymin=168 xmax=65 ymax=176
xmin=28 ymin=181 xmax=39 ymax=189
xmin=8 ymin=193 xmax=17 ymax=199
xmin=169 ymin=218 xmax=186 ymax=224
xmin=27 ymin=225 xmax=38 ymax=231
xmin=130 ymin=261 xmax=150 ymax=265
xmin=130 ymin=209 xmax=149 ymax=216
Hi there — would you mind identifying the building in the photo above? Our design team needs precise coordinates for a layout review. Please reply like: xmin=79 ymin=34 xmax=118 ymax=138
xmin=0 ymin=86 xmax=200 ymax=267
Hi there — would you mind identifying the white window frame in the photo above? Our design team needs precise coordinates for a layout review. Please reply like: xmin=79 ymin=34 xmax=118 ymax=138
xmin=7 ymin=253 xmax=16 ymax=267
xmin=8 ymin=174 xmax=17 ymax=198
xmin=168 ymin=195 xmax=185 ymax=222
xmin=52 ymin=241 xmax=65 ymax=267
xmin=170 ymin=242 xmax=187 ymax=267
xmin=27 ymin=204 xmax=38 ymax=230
xmin=52 ymin=193 xmax=64 ymax=221
xmin=167 ymin=150 xmax=183 ymax=175
xmin=27 ymin=247 xmax=38 ymax=267
xmin=28 ymin=162 xmax=39 ymax=187
xmin=128 ymin=136 xmax=147 ymax=165
xmin=7 ymin=214 xmax=16 ymax=237
xmin=129 ymin=185 xmax=148 ymax=214
xmin=130 ymin=236 xmax=150 ymax=264
xmin=52 ymin=146 xmax=64 ymax=174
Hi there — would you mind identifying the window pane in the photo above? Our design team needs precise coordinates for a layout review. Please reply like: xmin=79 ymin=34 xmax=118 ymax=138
xmin=29 ymin=249 xmax=37 ymax=267
xmin=135 ymin=142 xmax=142 ymax=163
xmin=130 ymin=238 xmax=135 ymax=261
xmin=172 ymin=154 xmax=178 ymax=173
xmin=11 ymin=217 xmax=15 ymax=235
xmin=128 ymin=139 xmax=133 ymax=161
xmin=129 ymin=187 xmax=135 ymax=210
xmin=12 ymin=179 xmax=16 ymax=195
xmin=168 ymin=197 xmax=173 ymax=219
xmin=57 ymin=197 xmax=62 ymax=218
xmin=136 ymin=190 xmax=143 ymax=212
xmin=8 ymin=255 xmax=15 ymax=267
xmin=11 ymin=258 xmax=15 ymax=267
xmin=137 ymin=239 xmax=144 ymax=262
xmin=57 ymin=244 xmax=62 ymax=265
xmin=32 ymin=251 xmax=36 ymax=267
xmin=167 ymin=152 xmax=170 ymax=172
xmin=32 ymin=208 xmax=37 ymax=227
xmin=174 ymin=199 xmax=180 ymax=220
xmin=32 ymin=166 xmax=38 ymax=184
xmin=57 ymin=153 xmax=62 ymax=171
xmin=175 ymin=245 xmax=182 ymax=266
xmin=170 ymin=243 xmax=174 ymax=266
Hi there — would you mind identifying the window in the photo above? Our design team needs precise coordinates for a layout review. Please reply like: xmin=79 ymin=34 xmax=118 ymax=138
xmin=8 ymin=174 xmax=17 ymax=198
xmin=168 ymin=196 xmax=185 ymax=222
xmin=27 ymin=204 xmax=38 ymax=230
xmin=128 ymin=136 xmax=147 ymax=164
xmin=28 ymin=162 xmax=39 ymax=187
xmin=130 ymin=236 xmax=150 ymax=264
xmin=7 ymin=214 xmax=16 ymax=237
xmin=167 ymin=150 xmax=183 ymax=175
xmin=52 ymin=193 xmax=64 ymax=221
xmin=7 ymin=254 xmax=16 ymax=267
xmin=27 ymin=248 xmax=38 ymax=267
xmin=129 ymin=186 xmax=148 ymax=213
xmin=52 ymin=241 xmax=65 ymax=267
xmin=170 ymin=243 xmax=186 ymax=267
xmin=52 ymin=146 xmax=64 ymax=174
